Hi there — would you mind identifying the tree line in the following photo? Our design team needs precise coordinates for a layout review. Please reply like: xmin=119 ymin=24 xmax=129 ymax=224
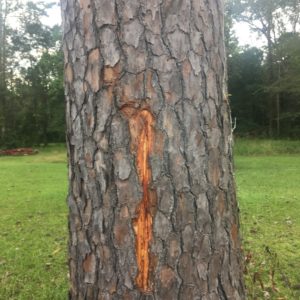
xmin=227 ymin=0 xmax=300 ymax=137
xmin=0 ymin=0 xmax=299 ymax=148
xmin=0 ymin=0 xmax=64 ymax=148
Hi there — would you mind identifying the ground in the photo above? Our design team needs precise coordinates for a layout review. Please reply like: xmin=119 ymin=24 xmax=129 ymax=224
xmin=0 ymin=145 xmax=68 ymax=300
xmin=0 ymin=140 xmax=299 ymax=299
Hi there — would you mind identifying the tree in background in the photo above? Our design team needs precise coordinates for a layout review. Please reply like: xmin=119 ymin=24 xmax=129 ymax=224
xmin=1 ymin=1 xmax=299 ymax=147
xmin=17 ymin=24 xmax=65 ymax=146
xmin=270 ymin=32 xmax=300 ymax=136
xmin=228 ymin=0 xmax=300 ymax=137
xmin=0 ymin=0 xmax=20 ymax=146
xmin=0 ymin=1 xmax=64 ymax=148
xmin=228 ymin=47 xmax=267 ymax=136
xmin=225 ymin=2 xmax=266 ymax=136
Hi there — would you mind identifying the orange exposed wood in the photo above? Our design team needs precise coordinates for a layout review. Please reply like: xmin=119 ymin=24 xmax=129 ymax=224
xmin=120 ymin=106 xmax=156 ymax=292
xmin=132 ymin=110 xmax=155 ymax=293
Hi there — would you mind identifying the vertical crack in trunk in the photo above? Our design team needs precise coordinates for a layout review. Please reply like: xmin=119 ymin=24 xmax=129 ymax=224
xmin=133 ymin=110 xmax=154 ymax=293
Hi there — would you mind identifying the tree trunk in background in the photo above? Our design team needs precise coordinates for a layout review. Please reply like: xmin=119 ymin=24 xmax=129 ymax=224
xmin=62 ymin=0 xmax=245 ymax=299
xmin=0 ymin=0 xmax=6 ymax=142
xmin=266 ymin=27 xmax=275 ymax=138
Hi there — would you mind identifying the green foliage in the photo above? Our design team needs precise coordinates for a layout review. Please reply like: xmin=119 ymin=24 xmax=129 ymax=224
xmin=273 ymin=33 xmax=300 ymax=95
xmin=228 ymin=47 xmax=268 ymax=135
xmin=0 ymin=2 xmax=64 ymax=148
xmin=18 ymin=45 xmax=65 ymax=146
xmin=227 ymin=0 xmax=300 ymax=137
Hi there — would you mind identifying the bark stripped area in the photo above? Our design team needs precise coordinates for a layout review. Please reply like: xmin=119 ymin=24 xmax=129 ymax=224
xmin=62 ymin=0 xmax=246 ymax=299
xmin=123 ymin=109 xmax=156 ymax=292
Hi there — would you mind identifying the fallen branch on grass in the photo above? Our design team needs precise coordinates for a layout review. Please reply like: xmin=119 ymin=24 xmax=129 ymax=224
xmin=0 ymin=148 xmax=38 ymax=156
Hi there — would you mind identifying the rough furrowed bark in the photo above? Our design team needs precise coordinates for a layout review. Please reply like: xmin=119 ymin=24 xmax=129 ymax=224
xmin=62 ymin=0 xmax=246 ymax=299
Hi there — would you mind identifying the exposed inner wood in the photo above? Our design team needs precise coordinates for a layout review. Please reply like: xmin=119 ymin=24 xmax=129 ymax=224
xmin=132 ymin=110 xmax=154 ymax=293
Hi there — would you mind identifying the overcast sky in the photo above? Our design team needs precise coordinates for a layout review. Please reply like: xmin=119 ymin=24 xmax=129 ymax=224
xmin=41 ymin=1 xmax=264 ymax=48
xmin=41 ymin=1 xmax=61 ymax=27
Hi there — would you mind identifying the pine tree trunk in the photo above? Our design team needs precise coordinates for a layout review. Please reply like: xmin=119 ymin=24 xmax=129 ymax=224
xmin=62 ymin=0 xmax=246 ymax=299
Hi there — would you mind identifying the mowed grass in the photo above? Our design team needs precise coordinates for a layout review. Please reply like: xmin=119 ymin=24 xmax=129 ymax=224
xmin=236 ymin=155 xmax=300 ymax=299
xmin=0 ymin=145 xmax=68 ymax=300
xmin=0 ymin=140 xmax=299 ymax=299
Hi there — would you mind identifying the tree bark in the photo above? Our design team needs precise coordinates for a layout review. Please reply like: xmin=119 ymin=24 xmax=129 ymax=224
xmin=62 ymin=0 xmax=246 ymax=299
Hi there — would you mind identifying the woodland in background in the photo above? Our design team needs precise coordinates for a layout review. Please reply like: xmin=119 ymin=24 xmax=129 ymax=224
xmin=0 ymin=0 xmax=300 ymax=148
xmin=227 ymin=0 xmax=300 ymax=138
xmin=0 ymin=1 xmax=64 ymax=148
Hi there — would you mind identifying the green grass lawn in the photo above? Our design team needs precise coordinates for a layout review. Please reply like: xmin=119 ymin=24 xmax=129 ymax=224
xmin=0 ymin=141 xmax=299 ymax=299
xmin=0 ymin=145 xmax=68 ymax=300
xmin=236 ymin=155 xmax=300 ymax=299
